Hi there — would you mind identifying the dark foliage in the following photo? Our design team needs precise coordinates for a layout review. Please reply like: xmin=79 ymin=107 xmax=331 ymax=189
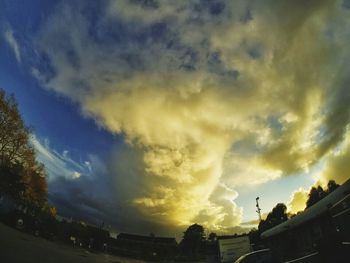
xmin=258 ymin=203 xmax=288 ymax=233
xmin=306 ymin=180 xmax=339 ymax=208
xmin=0 ymin=89 xmax=48 ymax=207
xmin=180 ymin=223 xmax=205 ymax=258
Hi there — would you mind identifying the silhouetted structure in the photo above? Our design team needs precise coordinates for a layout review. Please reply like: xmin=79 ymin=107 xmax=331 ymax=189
xmin=256 ymin=197 xmax=262 ymax=222
xmin=261 ymin=179 xmax=350 ymax=262
xmin=113 ymin=233 xmax=178 ymax=260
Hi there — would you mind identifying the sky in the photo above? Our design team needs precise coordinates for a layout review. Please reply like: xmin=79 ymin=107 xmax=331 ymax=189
xmin=1 ymin=0 xmax=350 ymax=237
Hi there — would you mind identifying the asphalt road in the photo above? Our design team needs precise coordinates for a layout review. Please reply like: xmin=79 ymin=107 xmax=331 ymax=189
xmin=0 ymin=223 xmax=145 ymax=263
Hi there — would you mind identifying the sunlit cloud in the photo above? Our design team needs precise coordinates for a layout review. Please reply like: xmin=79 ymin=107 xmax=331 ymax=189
xmin=288 ymin=188 xmax=308 ymax=214
xmin=30 ymin=0 xmax=350 ymax=232
xmin=316 ymin=128 xmax=350 ymax=185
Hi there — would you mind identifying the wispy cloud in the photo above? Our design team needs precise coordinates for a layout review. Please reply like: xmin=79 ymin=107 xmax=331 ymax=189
xmin=29 ymin=134 xmax=90 ymax=181
xmin=27 ymin=134 xmax=128 ymax=231
xmin=3 ymin=25 xmax=21 ymax=63
xmin=29 ymin=134 xmax=118 ymax=227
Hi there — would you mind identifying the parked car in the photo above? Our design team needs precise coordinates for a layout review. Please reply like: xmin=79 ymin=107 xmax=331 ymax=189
xmin=234 ymin=249 xmax=276 ymax=263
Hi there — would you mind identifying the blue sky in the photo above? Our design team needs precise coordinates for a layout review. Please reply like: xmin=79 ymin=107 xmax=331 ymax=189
xmin=1 ymin=0 xmax=350 ymax=236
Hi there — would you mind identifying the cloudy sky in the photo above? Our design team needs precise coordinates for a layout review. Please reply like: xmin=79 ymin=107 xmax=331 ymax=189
xmin=1 ymin=0 xmax=350 ymax=237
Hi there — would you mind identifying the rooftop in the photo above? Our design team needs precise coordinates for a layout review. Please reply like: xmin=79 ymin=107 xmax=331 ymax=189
xmin=117 ymin=233 xmax=177 ymax=244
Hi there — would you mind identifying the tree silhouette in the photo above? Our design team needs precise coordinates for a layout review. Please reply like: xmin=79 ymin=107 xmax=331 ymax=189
xmin=306 ymin=186 xmax=326 ymax=208
xmin=208 ymin=232 xmax=217 ymax=241
xmin=258 ymin=203 xmax=288 ymax=232
xmin=327 ymin=180 xmax=339 ymax=193
xmin=180 ymin=223 xmax=205 ymax=257
xmin=258 ymin=180 xmax=340 ymax=234
xmin=306 ymin=180 xmax=340 ymax=209
xmin=0 ymin=162 xmax=26 ymax=199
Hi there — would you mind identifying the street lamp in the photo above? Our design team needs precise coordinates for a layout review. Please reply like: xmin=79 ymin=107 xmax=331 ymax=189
xmin=256 ymin=197 xmax=262 ymax=222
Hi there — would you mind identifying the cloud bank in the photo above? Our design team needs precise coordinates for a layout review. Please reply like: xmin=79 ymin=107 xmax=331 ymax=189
xmin=30 ymin=0 xmax=350 ymax=233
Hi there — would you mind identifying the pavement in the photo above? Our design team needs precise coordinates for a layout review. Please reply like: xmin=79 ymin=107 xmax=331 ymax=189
xmin=0 ymin=222 xmax=145 ymax=263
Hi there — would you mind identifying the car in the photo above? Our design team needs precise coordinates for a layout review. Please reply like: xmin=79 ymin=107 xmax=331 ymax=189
xmin=234 ymin=249 xmax=276 ymax=263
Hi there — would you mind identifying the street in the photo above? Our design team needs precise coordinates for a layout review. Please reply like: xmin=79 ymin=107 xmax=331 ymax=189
xmin=0 ymin=223 xmax=145 ymax=263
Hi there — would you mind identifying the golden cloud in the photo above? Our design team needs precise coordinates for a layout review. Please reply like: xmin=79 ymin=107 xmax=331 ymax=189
xmin=33 ymin=0 xmax=350 ymax=233
xmin=288 ymin=188 xmax=308 ymax=214
xmin=317 ymin=129 xmax=350 ymax=186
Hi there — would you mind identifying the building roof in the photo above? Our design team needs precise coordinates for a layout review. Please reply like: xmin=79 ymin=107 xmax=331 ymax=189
xmin=217 ymin=234 xmax=248 ymax=240
xmin=261 ymin=179 xmax=350 ymax=239
xmin=117 ymin=233 xmax=177 ymax=244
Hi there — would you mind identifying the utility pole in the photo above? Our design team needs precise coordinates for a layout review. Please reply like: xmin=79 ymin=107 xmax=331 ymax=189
xmin=256 ymin=197 xmax=262 ymax=222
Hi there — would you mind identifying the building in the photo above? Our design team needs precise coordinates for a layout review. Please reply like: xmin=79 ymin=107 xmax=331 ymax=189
xmin=330 ymin=192 xmax=350 ymax=239
xmin=261 ymin=179 xmax=350 ymax=262
xmin=113 ymin=233 xmax=178 ymax=259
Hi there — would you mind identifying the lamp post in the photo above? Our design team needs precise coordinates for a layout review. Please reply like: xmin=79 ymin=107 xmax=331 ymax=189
xmin=256 ymin=197 xmax=262 ymax=222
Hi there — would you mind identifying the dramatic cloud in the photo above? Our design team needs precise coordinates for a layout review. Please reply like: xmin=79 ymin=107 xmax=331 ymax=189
xmin=30 ymin=0 xmax=350 ymax=233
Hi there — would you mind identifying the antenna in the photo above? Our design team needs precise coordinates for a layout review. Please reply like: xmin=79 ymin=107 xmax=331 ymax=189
xmin=256 ymin=197 xmax=262 ymax=222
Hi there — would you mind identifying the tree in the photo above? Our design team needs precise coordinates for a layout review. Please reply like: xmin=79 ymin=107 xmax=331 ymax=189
xmin=306 ymin=185 xmax=326 ymax=208
xmin=208 ymin=232 xmax=217 ymax=242
xmin=0 ymin=162 xmax=26 ymax=199
xmin=258 ymin=203 xmax=288 ymax=232
xmin=327 ymin=180 xmax=339 ymax=193
xmin=23 ymin=164 xmax=48 ymax=207
xmin=180 ymin=223 xmax=205 ymax=257
xmin=0 ymin=89 xmax=34 ymax=166
xmin=306 ymin=187 xmax=319 ymax=208
xmin=306 ymin=180 xmax=340 ymax=208
xmin=0 ymin=88 xmax=48 ymax=207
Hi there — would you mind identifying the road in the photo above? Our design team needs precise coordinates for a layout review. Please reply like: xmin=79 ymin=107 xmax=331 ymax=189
xmin=0 ymin=223 xmax=145 ymax=263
